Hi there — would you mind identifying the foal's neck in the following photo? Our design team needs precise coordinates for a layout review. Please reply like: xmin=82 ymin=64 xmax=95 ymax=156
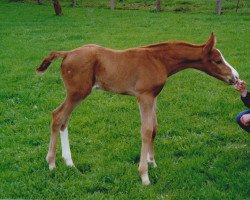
xmin=145 ymin=42 xmax=204 ymax=76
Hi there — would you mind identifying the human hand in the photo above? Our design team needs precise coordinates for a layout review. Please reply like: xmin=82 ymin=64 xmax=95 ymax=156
xmin=234 ymin=79 xmax=247 ymax=97
xmin=240 ymin=114 xmax=250 ymax=126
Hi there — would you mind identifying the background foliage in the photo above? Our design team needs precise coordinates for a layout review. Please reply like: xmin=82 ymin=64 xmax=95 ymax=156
xmin=6 ymin=0 xmax=250 ymax=13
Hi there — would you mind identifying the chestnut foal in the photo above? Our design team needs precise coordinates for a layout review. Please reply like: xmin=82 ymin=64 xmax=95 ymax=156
xmin=37 ymin=33 xmax=239 ymax=185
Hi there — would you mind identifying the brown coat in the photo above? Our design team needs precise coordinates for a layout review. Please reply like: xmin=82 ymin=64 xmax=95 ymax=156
xmin=37 ymin=33 xmax=239 ymax=185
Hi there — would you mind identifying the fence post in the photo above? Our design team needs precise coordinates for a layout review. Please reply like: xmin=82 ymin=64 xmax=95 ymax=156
xmin=216 ymin=0 xmax=222 ymax=15
xmin=72 ymin=0 xmax=77 ymax=7
xmin=111 ymin=0 xmax=115 ymax=10
xmin=156 ymin=0 xmax=161 ymax=12
xmin=236 ymin=0 xmax=240 ymax=12
xmin=53 ymin=0 xmax=62 ymax=16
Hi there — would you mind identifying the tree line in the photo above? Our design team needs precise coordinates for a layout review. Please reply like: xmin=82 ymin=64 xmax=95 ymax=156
xmin=36 ymin=0 xmax=241 ymax=16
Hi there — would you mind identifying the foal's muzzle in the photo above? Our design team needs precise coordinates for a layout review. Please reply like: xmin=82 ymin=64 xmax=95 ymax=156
xmin=228 ymin=76 xmax=239 ymax=85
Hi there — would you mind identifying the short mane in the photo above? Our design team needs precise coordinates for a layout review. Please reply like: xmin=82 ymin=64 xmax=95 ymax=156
xmin=141 ymin=42 xmax=204 ymax=49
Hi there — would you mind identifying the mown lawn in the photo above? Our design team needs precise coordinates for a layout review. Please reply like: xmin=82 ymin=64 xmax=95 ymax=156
xmin=0 ymin=1 xmax=249 ymax=199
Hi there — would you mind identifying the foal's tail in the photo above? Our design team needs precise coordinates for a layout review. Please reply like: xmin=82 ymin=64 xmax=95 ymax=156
xmin=36 ymin=51 xmax=68 ymax=75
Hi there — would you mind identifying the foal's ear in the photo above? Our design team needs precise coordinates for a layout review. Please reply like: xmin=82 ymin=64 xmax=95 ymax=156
xmin=203 ymin=32 xmax=216 ymax=54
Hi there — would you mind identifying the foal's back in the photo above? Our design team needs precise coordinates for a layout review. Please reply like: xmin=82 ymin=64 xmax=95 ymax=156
xmin=66 ymin=45 xmax=167 ymax=96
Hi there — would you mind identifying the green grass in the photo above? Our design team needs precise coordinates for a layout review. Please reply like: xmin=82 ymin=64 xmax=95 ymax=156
xmin=0 ymin=1 xmax=250 ymax=199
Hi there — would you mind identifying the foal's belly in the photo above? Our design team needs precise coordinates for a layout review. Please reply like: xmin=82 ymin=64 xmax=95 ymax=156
xmin=93 ymin=80 xmax=136 ymax=96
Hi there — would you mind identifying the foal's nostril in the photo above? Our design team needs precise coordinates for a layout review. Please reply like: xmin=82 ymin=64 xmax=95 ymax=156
xmin=228 ymin=76 xmax=238 ymax=85
xmin=229 ymin=79 xmax=234 ymax=85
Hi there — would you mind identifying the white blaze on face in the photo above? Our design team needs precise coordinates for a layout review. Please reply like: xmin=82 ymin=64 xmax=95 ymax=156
xmin=218 ymin=50 xmax=239 ymax=79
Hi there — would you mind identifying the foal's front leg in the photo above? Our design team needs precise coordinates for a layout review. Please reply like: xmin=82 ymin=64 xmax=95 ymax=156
xmin=147 ymin=99 xmax=158 ymax=168
xmin=138 ymin=95 xmax=155 ymax=185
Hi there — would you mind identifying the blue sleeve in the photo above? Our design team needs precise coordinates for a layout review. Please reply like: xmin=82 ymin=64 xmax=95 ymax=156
xmin=241 ymin=92 xmax=250 ymax=108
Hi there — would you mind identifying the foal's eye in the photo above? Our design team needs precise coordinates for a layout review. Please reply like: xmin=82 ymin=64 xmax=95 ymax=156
xmin=215 ymin=60 xmax=223 ymax=65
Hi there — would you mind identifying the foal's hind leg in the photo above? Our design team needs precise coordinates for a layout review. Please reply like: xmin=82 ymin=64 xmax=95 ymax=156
xmin=46 ymin=90 xmax=91 ymax=170
xmin=46 ymin=97 xmax=79 ymax=170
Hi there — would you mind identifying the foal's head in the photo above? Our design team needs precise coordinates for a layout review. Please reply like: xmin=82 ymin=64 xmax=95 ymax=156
xmin=200 ymin=32 xmax=239 ymax=84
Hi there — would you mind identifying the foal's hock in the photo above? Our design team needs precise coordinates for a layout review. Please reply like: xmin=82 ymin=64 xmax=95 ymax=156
xmin=37 ymin=33 xmax=239 ymax=185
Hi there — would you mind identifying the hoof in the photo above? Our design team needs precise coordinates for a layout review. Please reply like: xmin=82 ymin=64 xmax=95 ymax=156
xmin=147 ymin=158 xmax=157 ymax=168
xmin=141 ymin=174 xmax=151 ymax=186
xmin=150 ymin=161 xmax=157 ymax=168
xmin=63 ymin=157 xmax=74 ymax=167
xmin=46 ymin=154 xmax=56 ymax=170
xmin=49 ymin=163 xmax=56 ymax=171
xmin=147 ymin=154 xmax=157 ymax=168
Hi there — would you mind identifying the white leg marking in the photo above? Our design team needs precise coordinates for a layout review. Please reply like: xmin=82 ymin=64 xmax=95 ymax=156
xmin=147 ymin=153 xmax=157 ymax=168
xmin=60 ymin=127 xmax=74 ymax=167
xmin=49 ymin=163 xmax=56 ymax=171
xmin=141 ymin=173 xmax=151 ymax=185
xmin=46 ymin=154 xmax=56 ymax=170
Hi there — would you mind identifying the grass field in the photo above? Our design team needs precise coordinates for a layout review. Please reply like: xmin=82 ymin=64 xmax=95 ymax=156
xmin=0 ymin=1 xmax=250 ymax=199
